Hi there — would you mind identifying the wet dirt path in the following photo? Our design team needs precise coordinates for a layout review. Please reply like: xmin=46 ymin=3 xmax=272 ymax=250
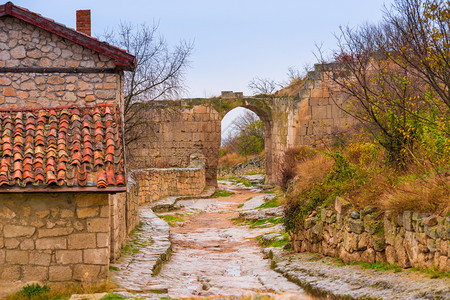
xmin=149 ymin=183 xmax=313 ymax=299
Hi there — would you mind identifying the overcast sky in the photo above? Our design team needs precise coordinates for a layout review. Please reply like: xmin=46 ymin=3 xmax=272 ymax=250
xmin=11 ymin=0 xmax=392 ymax=98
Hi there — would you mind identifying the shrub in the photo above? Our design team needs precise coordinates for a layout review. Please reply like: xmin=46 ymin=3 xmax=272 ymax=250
xmin=17 ymin=284 xmax=50 ymax=299
xmin=281 ymin=146 xmax=317 ymax=191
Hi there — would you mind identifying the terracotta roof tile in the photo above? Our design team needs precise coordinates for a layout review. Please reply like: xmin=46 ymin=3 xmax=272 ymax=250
xmin=0 ymin=104 xmax=125 ymax=191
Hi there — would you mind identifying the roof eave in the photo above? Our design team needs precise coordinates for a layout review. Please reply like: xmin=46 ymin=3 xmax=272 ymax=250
xmin=0 ymin=186 xmax=127 ymax=194
xmin=0 ymin=2 xmax=136 ymax=71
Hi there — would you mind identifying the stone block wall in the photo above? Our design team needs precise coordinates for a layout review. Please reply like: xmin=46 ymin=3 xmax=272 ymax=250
xmin=109 ymin=179 xmax=139 ymax=261
xmin=290 ymin=198 xmax=450 ymax=271
xmin=0 ymin=193 xmax=111 ymax=284
xmin=0 ymin=17 xmax=124 ymax=108
xmin=294 ymin=64 xmax=356 ymax=147
xmin=127 ymin=103 xmax=220 ymax=185
xmin=130 ymin=155 xmax=206 ymax=204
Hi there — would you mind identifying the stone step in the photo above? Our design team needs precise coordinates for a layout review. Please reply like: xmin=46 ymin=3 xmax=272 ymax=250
xmin=151 ymin=185 xmax=216 ymax=212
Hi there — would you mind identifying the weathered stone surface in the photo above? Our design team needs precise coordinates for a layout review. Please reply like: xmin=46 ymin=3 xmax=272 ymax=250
xmin=5 ymin=238 xmax=21 ymax=250
xmin=86 ymin=218 xmax=109 ymax=233
xmin=77 ymin=207 xmax=99 ymax=219
xmin=348 ymin=219 xmax=364 ymax=234
xmin=49 ymin=266 xmax=73 ymax=282
xmin=373 ymin=235 xmax=386 ymax=252
xmin=83 ymin=248 xmax=109 ymax=264
xmin=403 ymin=211 xmax=413 ymax=231
xmin=395 ymin=236 xmax=411 ymax=268
xmin=29 ymin=252 xmax=51 ymax=266
xmin=36 ymin=237 xmax=67 ymax=250
xmin=424 ymin=216 xmax=438 ymax=227
xmin=343 ymin=232 xmax=358 ymax=252
xmin=334 ymin=196 xmax=350 ymax=215
xmin=0 ymin=265 xmax=21 ymax=281
xmin=3 ymin=225 xmax=35 ymax=238
xmin=38 ymin=227 xmax=74 ymax=238
xmin=6 ymin=250 xmax=28 ymax=264
xmin=357 ymin=233 xmax=369 ymax=251
xmin=361 ymin=248 xmax=376 ymax=263
xmin=68 ymin=233 xmax=96 ymax=249
xmin=73 ymin=264 xmax=101 ymax=282
xmin=349 ymin=210 xmax=360 ymax=219
xmin=56 ymin=250 xmax=83 ymax=264
xmin=22 ymin=266 xmax=48 ymax=281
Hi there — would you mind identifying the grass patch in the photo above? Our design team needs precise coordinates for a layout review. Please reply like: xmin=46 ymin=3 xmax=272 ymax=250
xmin=334 ymin=258 xmax=402 ymax=273
xmin=245 ymin=170 xmax=264 ymax=175
xmin=247 ymin=216 xmax=284 ymax=228
xmin=6 ymin=283 xmax=115 ymax=300
xmin=121 ymin=222 xmax=153 ymax=255
xmin=257 ymin=195 xmax=282 ymax=209
xmin=410 ymin=266 xmax=450 ymax=279
xmin=227 ymin=176 xmax=257 ymax=187
xmin=160 ymin=213 xmax=185 ymax=225
xmin=351 ymin=261 xmax=402 ymax=273
xmin=211 ymin=190 xmax=235 ymax=198
xmin=99 ymin=294 xmax=125 ymax=300
xmin=109 ymin=265 xmax=120 ymax=271
xmin=14 ymin=283 xmax=50 ymax=299
xmin=237 ymin=203 xmax=244 ymax=208
xmin=257 ymin=232 xmax=290 ymax=248
xmin=307 ymin=253 xmax=324 ymax=261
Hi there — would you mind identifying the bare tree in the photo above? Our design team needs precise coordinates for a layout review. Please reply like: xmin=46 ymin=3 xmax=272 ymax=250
xmin=103 ymin=22 xmax=194 ymax=144
xmin=248 ymin=76 xmax=278 ymax=95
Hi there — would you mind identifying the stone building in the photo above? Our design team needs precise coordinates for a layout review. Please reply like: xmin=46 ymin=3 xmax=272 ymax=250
xmin=0 ymin=2 xmax=137 ymax=286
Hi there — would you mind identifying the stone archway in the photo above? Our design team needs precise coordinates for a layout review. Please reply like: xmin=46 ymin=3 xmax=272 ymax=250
xmin=126 ymin=68 xmax=358 ymax=188
xmin=212 ymin=100 xmax=274 ymax=185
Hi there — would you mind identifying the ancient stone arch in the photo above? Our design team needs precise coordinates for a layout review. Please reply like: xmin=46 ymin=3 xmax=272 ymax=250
xmin=127 ymin=65 xmax=357 ymax=187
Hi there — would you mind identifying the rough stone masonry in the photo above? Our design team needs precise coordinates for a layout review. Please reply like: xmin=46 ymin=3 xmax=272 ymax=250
xmin=0 ymin=3 xmax=137 ymax=286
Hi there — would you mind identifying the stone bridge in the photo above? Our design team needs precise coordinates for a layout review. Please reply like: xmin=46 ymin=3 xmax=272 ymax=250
xmin=127 ymin=66 xmax=355 ymax=186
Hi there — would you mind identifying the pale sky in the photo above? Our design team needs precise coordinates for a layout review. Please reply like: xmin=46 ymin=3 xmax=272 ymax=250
xmin=10 ymin=0 xmax=392 ymax=98
xmin=7 ymin=0 xmax=392 ymax=138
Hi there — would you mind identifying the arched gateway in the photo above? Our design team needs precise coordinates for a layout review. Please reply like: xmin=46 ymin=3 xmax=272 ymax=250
xmin=126 ymin=83 xmax=356 ymax=187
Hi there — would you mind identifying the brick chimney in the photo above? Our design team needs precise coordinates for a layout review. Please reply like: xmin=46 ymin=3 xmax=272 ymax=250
xmin=76 ymin=9 xmax=91 ymax=36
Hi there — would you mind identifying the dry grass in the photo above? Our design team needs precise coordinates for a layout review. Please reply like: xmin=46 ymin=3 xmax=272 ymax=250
xmin=285 ymin=140 xmax=450 ymax=216
xmin=218 ymin=152 xmax=260 ymax=169
xmin=289 ymin=153 xmax=334 ymax=196
xmin=380 ymin=174 xmax=450 ymax=215
xmin=275 ymin=77 xmax=306 ymax=97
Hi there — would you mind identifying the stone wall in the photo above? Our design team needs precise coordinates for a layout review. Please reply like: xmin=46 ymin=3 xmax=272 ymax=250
xmin=0 ymin=193 xmax=111 ymax=284
xmin=294 ymin=64 xmax=356 ymax=147
xmin=130 ymin=154 xmax=206 ymax=204
xmin=126 ymin=70 xmax=357 ymax=187
xmin=290 ymin=197 xmax=450 ymax=271
xmin=219 ymin=155 xmax=264 ymax=177
xmin=126 ymin=97 xmax=295 ymax=186
xmin=109 ymin=180 xmax=139 ymax=261
xmin=0 ymin=17 xmax=124 ymax=108
xmin=127 ymin=104 xmax=220 ymax=186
